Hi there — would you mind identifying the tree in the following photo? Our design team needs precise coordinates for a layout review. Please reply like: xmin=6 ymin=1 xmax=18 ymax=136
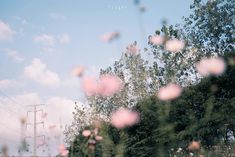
xmin=183 ymin=0 xmax=235 ymax=56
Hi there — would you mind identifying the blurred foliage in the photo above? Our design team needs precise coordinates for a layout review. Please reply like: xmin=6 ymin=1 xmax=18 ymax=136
xmin=68 ymin=52 xmax=235 ymax=157
xmin=66 ymin=0 xmax=235 ymax=156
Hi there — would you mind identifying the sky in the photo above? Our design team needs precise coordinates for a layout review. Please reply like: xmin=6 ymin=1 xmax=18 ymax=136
xmin=0 ymin=0 xmax=193 ymax=156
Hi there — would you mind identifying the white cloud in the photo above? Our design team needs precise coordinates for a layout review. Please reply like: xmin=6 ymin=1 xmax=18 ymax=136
xmin=2 ymin=48 xmax=24 ymax=61
xmin=0 ymin=20 xmax=15 ymax=41
xmin=0 ymin=79 xmax=20 ymax=89
xmin=24 ymin=58 xmax=60 ymax=86
xmin=12 ymin=16 xmax=28 ymax=25
xmin=34 ymin=34 xmax=55 ymax=47
xmin=46 ymin=97 xmax=75 ymax=125
xmin=0 ymin=92 xmax=77 ymax=156
xmin=58 ymin=34 xmax=70 ymax=44
xmin=49 ymin=13 xmax=66 ymax=20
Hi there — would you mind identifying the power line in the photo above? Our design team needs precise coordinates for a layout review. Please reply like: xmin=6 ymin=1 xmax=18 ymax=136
xmin=0 ymin=90 xmax=26 ymax=112
xmin=0 ymin=90 xmax=25 ymax=115
xmin=0 ymin=90 xmax=23 ymax=106
xmin=0 ymin=98 xmax=23 ymax=118
xmin=26 ymin=104 xmax=45 ymax=157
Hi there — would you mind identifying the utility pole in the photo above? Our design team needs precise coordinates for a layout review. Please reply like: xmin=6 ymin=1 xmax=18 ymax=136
xmin=26 ymin=104 xmax=45 ymax=157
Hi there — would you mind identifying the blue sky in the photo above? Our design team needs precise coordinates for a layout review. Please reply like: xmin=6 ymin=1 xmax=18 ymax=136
xmin=0 ymin=0 xmax=193 ymax=155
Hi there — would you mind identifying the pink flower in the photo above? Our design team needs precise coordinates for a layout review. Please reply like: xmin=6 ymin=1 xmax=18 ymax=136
xmin=126 ymin=44 xmax=140 ymax=55
xmin=188 ymin=141 xmax=201 ymax=151
xmin=82 ymin=130 xmax=91 ymax=137
xmin=97 ymin=74 xmax=123 ymax=97
xmin=111 ymin=108 xmax=139 ymax=129
xmin=156 ymin=84 xmax=182 ymax=101
xmin=48 ymin=125 xmax=57 ymax=130
xmin=165 ymin=39 xmax=185 ymax=52
xmin=72 ymin=66 xmax=85 ymax=77
xmin=149 ymin=35 xmax=164 ymax=45
xmin=82 ymin=77 xmax=99 ymax=96
xmin=95 ymin=136 xmax=103 ymax=141
xmin=59 ymin=144 xmax=69 ymax=157
xmin=41 ymin=112 xmax=47 ymax=118
xmin=38 ymin=139 xmax=46 ymax=146
xmin=100 ymin=32 xmax=119 ymax=42
xmin=196 ymin=57 xmax=226 ymax=76
xmin=82 ymin=75 xmax=123 ymax=97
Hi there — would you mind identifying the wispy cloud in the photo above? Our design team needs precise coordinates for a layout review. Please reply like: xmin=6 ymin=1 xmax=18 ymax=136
xmin=0 ymin=20 xmax=15 ymax=41
xmin=49 ymin=13 xmax=66 ymax=20
xmin=2 ymin=48 xmax=24 ymax=62
xmin=58 ymin=34 xmax=70 ymax=44
xmin=11 ymin=16 xmax=28 ymax=25
xmin=24 ymin=58 xmax=60 ymax=86
xmin=0 ymin=79 xmax=20 ymax=89
xmin=34 ymin=34 xmax=55 ymax=47
xmin=34 ymin=33 xmax=71 ymax=52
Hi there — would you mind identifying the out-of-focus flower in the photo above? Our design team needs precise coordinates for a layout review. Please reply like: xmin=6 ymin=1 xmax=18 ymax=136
xmin=156 ymin=83 xmax=182 ymax=101
xmin=149 ymin=35 xmax=164 ymax=45
xmin=41 ymin=112 xmax=48 ymax=118
xmin=82 ymin=130 xmax=91 ymax=137
xmin=97 ymin=74 xmax=123 ymax=97
xmin=58 ymin=144 xmax=69 ymax=157
xmin=165 ymin=39 xmax=185 ymax=52
xmin=20 ymin=117 xmax=26 ymax=125
xmin=1 ymin=145 xmax=8 ymax=157
xmin=48 ymin=125 xmax=57 ymax=130
xmin=88 ymin=139 xmax=96 ymax=150
xmin=95 ymin=136 xmax=103 ymax=141
xmin=126 ymin=44 xmax=140 ymax=55
xmin=134 ymin=0 xmax=140 ymax=5
xmin=176 ymin=147 xmax=182 ymax=153
xmin=93 ymin=128 xmax=98 ymax=135
xmin=111 ymin=108 xmax=139 ymax=129
xmin=82 ymin=77 xmax=98 ymax=96
xmin=139 ymin=5 xmax=147 ymax=12
xmin=100 ymin=32 xmax=119 ymax=42
xmin=72 ymin=66 xmax=86 ymax=77
xmin=188 ymin=141 xmax=200 ymax=151
xmin=92 ymin=119 xmax=101 ymax=129
xmin=196 ymin=57 xmax=226 ymax=76
xmin=38 ymin=139 xmax=46 ymax=146
xmin=82 ymin=75 xmax=123 ymax=97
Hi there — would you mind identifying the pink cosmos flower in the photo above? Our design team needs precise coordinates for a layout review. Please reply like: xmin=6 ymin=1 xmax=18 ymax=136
xmin=38 ymin=139 xmax=46 ymax=146
xmin=149 ymin=35 xmax=164 ymax=45
xmin=59 ymin=144 xmax=69 ymax=157
xmin=48 ymin=125 xmax=57 ymax=130
xmin=165 ymin=39 xmax=185 ymax=52
xmin=93 ymin=128 xmax=98 ymax=135
xmin=97 ymin=74 xmax=123 ymax=97
xmin=41 ymin=112 xmax=47 ymax=118
xmin=72 ymin=66 xmax=85 ymax=77
xmin=188 ymin=141 xmax=201 ymax=151
xmin=82 ymin=130 xmax=91 ymax=137
xmin=111 ymin=108 xmax=139 ymax=129
xmin=100 ymin=32 xmax=119 ymax=42
xmin=126 ymin=44 xmax=140 ymax=55
xmin=82 ymin=77 xmax=99 ymax=96
xmin=82 ymin=75 xmax=123 ymax=97
xmin=157 ymin=83 xmax=182 ymax=101
xmin=95 ymin=136 xmax=103 ymax=141
xmin=196 ymin=57 xmax=226 ymax=76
